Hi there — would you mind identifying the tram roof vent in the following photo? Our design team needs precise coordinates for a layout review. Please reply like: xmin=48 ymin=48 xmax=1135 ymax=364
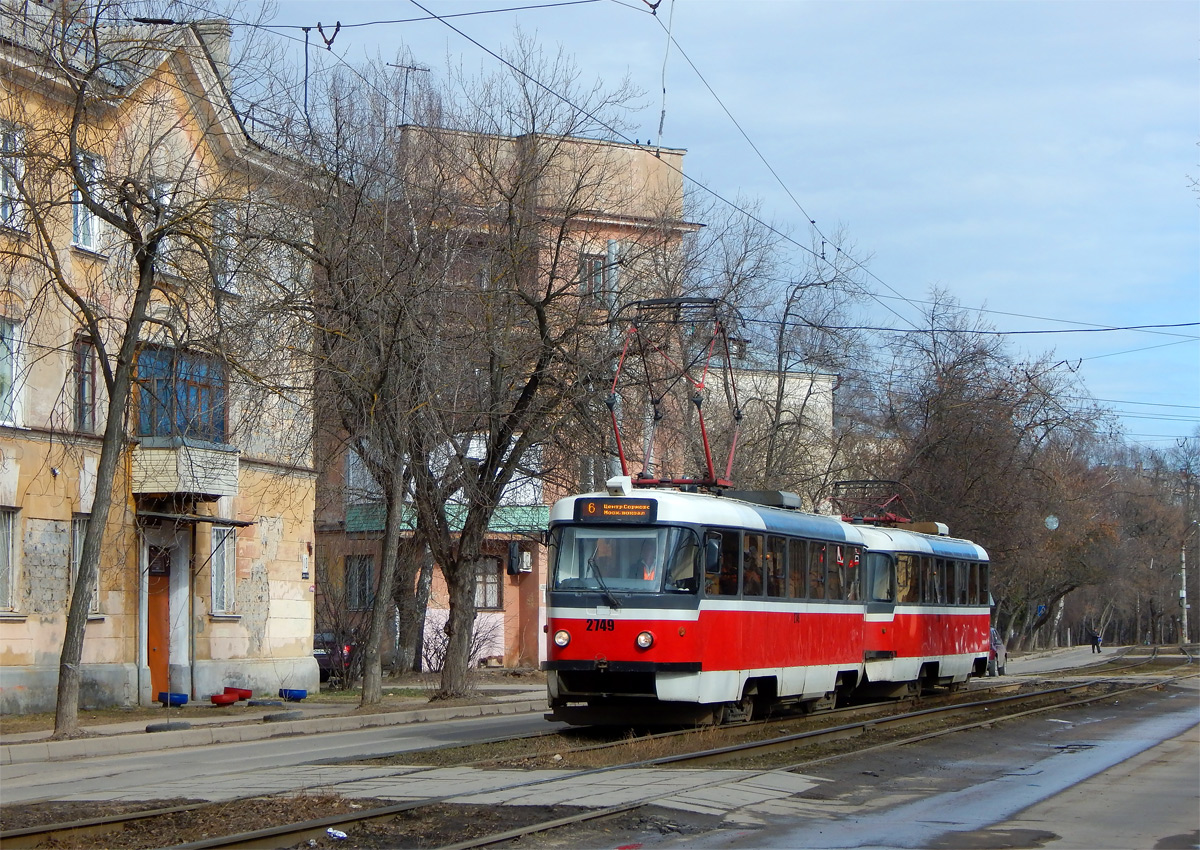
xmin=908 ymin=521 xmax=950 ymax=536
xmin=719 ymin=489 xmax=803 ymax=510
xmin=605 ymin=475 xmax=633 ymax=497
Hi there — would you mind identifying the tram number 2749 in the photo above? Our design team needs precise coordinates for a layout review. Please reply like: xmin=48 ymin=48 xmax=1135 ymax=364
xmin=586 ymin=619 xmax=616 ymax=631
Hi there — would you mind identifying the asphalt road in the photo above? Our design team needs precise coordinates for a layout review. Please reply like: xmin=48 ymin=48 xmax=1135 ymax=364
xmin=0 ymin=712 xmax=556 ymax=805
xmin=3 ymin=645 xmax=1196 ymax=850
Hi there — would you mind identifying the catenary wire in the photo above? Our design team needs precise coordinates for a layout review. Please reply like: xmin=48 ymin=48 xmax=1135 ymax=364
xmin=167 ymin=0 xmax=1189 ymax=351
xmin=90 ymin=3 xmax=1197 ymax=434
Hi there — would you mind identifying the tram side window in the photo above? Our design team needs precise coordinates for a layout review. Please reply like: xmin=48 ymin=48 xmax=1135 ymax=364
xmin=766 ymin=535 xmax=787 ymax=597
xmin=668 ymin=535 xmax=699 ymax=592
xmin=706 ymin=531 xmax=741 ymax=596
xmin=941 ymin=559 xmax=955 ymax=604
xmin=896 ymin=554 xmax=919 ymax=603
xmin=923 ymin=557 xmax=942 ymax=604
xmin=979 ymin=563 xmax=990 ymax=605
xmin=956 ymin=562 xmax=969 ymax=605
xmin=966 ymin=562 xmax=981 ymax=605
xmin=808 ymin=542 xmax=826 ymax=599
xmin=787 ymin=538 xmax=807 ymax=598
xmin=827 ymin=546 xmax=844 ymax=600
xmin=866 ymin=552 xmax=893 ymax=602
xmin=846 ymin=546 xmax=861 ymax=600
xmin=742 ymin=533 xmax=764 ymax=596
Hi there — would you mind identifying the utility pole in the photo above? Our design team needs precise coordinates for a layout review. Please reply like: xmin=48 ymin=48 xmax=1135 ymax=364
xmin=1183 ymin=520 xmax=1198 ymax=645
xmin=1183 ymin=545 xmax=1188 ymax=644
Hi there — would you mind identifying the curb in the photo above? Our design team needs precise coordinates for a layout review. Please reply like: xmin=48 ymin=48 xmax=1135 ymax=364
xmin=0 ymin=698 xmax=546 ymax=766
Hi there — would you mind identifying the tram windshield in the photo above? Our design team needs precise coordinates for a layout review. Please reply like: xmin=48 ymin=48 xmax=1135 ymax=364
xmin=550 ymin=525 xmax=700 ymax=594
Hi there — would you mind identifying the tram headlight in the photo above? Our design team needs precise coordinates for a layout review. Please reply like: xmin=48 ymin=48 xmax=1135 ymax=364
xmin=553 ymin=630 xmax=571 ymax=648
xmin=635 ymin=630 xmax=654 ymax=649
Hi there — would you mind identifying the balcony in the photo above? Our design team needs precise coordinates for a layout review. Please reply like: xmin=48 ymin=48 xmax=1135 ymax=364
xmin=131 ymin=437 xmax=239 ymax=500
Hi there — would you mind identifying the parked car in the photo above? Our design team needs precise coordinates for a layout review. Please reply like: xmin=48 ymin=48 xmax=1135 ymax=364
xmin=988 ymin=627 xmax=1007 ymax=676
xmin=314 ymin=631 xmax=358 ymax=686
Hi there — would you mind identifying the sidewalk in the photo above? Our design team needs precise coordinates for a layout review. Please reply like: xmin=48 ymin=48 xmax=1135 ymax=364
xmin=0 ymin=683 xmax=547 ymax=766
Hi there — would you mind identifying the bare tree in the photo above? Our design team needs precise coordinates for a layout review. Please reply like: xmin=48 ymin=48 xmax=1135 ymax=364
xmin=728 ymin=228 xmax=870 ymax=506
xmin=395 ymin=37 xmax=688 ymax=698
xmin=299 ymin=61 xmax=460 ymax=706
xmin=0 ymin=1 xmax=306 ymax=735
xmin=858 ymin=292 xmax=1111 ymax=643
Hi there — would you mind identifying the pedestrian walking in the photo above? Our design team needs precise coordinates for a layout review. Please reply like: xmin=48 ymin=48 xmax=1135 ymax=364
xmin=1087 ymin=627 xmax=1102 ymax=653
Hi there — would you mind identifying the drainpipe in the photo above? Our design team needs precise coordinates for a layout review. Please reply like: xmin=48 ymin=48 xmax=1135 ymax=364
xmin=189 ymin=520 xmax=197 ymax=699
xmin=137 ymin=535 xmax=148 ymax=705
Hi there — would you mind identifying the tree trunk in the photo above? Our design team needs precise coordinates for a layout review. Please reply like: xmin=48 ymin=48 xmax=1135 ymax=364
xmin=53 ymin=257 xmax=155 ymax=738
xmin=437 ymin=561 xmax=478 ymax=698
xmin=360 ymin=476 xmax=405 ymax=706
xmin=53 ymin=387 xmax=128 ymax=736
xmin=411 ymin=554 xmax=434 ymax=672
xmin=391 ymin=536 xmax=428 ymax=674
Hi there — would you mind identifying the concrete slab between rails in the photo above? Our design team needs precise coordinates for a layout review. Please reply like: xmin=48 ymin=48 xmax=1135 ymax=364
xmin=0 ymin=697 xmax=547 ymax=766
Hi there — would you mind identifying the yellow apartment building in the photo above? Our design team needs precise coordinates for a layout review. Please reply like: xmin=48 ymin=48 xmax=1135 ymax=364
xmin=0 ymin=5 xmax=317 ymax=711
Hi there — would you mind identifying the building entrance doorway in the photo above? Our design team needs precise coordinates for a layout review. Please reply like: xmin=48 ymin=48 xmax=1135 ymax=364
xmin=147 ymin=544 xmax=171 ymax=697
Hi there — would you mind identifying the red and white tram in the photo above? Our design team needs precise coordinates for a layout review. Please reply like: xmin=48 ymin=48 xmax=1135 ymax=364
xmin=543 ymin=479 xmax=992 ymax=725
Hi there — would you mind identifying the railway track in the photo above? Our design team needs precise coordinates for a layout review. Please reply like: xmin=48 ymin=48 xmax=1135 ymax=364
xmin=3 ymin=650 xmax=1192 ymax=850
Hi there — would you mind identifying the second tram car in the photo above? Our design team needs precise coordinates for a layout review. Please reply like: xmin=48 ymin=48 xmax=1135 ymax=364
xmin=543 ymin=479 xmax=991 ymax=725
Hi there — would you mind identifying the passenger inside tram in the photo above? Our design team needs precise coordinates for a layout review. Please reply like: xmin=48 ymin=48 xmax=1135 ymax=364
xmin=628 ymin=540 xmax=658 ymax=580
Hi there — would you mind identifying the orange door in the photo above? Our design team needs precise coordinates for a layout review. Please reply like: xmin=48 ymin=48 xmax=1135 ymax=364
xmin=147 ymin=545 xmax=170 ymax=696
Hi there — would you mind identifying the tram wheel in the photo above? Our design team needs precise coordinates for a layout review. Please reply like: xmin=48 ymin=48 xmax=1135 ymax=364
xmin=716 ymin=693 xmax=756 ymax=724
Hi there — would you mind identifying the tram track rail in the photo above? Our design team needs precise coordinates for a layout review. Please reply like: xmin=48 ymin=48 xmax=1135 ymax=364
xmin=0 ymin=697 xmax=952 ymax=848
xmin=431 ymin=666 xmax=1200 ymax=850
xmin=3 ymin=651 xmax=1192 ymax=850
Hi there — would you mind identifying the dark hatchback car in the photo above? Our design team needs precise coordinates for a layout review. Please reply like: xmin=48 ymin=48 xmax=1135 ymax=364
xmin=314 ymin=631 xmax=358 ymax=685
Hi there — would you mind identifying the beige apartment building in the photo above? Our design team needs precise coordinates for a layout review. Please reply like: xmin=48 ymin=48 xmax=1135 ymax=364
xmin=0 ymin=5 xmax=317 ymax=712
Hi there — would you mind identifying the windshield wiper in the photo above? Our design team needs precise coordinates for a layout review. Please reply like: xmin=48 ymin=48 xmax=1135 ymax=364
xmin=586 ymin=556 xmax=621 ymax=609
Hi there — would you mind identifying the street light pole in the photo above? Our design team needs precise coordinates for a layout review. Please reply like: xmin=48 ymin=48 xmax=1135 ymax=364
xmin=1183 ymin=520 xmax=1199 ymax=645
xmin=1183 ymin=545 xmax=1189 ymax=644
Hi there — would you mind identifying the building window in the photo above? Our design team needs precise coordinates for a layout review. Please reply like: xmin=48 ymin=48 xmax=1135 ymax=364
xmin=0 ymin=127 xmax=23 ymax=230
xmin=346 ymin=553 xmax=374 ymax=611
xmin=0 ymin=508 xmax=15 ymax=610
xmin=136 ymin=346 xmax=226 ymax=443
xmin=0 ymin=317 xmax=19 ymax=426
xmin=474 ymin=557 xmax=501 ymax=610
xmin=211 ymin=525 xmax=235 ymax=613
xmin=345 ymin=446 xmax=382 ymax=506
xmin=70 ymin=514 xmax=100 ymax=613
xmin=578 ymin=253 xmax=605 ymax=297
xmin=72 ymin=154 xmax=102 ymax=251
xmin=74 ymin=336 xmax=96 ymax=432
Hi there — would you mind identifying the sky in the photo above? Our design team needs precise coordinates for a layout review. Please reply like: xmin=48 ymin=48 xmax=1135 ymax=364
xmin=261 ymin=0 xmax=1199 ymax=450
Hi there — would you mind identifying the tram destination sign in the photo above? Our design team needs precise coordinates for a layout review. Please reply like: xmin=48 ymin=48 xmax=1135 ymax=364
xmin=574 ymin=498 xmax=658 ymax=523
